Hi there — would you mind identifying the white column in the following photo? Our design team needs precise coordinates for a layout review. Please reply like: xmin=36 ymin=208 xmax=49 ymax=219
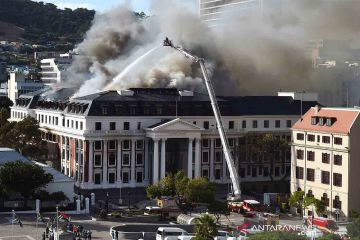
xmin=64 ymin=137 xmax=68 ymax=176
xmin=77 ymin=140 xmax=81 ymax=183
xmin=81 ymin=140 xmax=85 ymax=184
xmin=88 ymin=140 xmax=94 ymax=183
xmin=117 ymin=139 xmax=122 ymax=183
xmin=153 ymin=139 xmax=159 ymax=184
xmin=102 ymin=140 xmax=108 ymax=187
xmin=144 ymin=139 xmax=149 ymax=182
xmin=210 ymin=138 xmax=215 ymax=181
xmin=187 ymin=138 xmax=193 ymax=179
xmin=161 ymin=138 xmax=167 ymax=179
xmin=131 ymin=139 xmax=136 ymax=186
xmin=195 ymin=138 xmax=201 ymax=178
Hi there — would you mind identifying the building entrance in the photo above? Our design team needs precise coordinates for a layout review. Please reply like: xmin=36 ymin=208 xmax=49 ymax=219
xmin=165 ymin=138 xmax=188 ymax=175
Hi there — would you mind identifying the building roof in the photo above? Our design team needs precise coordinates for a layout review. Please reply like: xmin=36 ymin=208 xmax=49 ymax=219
xmin=32 ymin=161 xmax=74 ymax=183
xmin=12 ymin=87 xmax=319 ymax=117
xmin=0 ymin=148 xmax=29 ymax=164
xmin=292 ymin=107 xmax=360 ymax=134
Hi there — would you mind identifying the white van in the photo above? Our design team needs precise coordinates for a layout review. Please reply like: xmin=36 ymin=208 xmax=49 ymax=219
xmin=214 ymin=230 xmax=228 ymax=240
xmin=156 ymin=227 xmax=188 ymax=240
xmin=177 ymin=235 xmax=195 ymax=240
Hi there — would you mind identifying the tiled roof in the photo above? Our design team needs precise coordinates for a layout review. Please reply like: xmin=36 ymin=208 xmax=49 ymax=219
xmin=292 ymin=107 xmax=360 ymax=134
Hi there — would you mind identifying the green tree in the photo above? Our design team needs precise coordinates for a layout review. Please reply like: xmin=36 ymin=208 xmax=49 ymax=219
xmin=0 ymin=117 xmax=47 ymax=160
xmin=208 ymin=200 xmax=230 ymax=223
xmin=288 ymin=190 xmax=305 ymax=217
xmin=288 ymin=191 xmax=326 ymax=217
xmin=0 ymin=161 xmax=53 ymax=205
xmin=50 ymin=191 xmax=68 ymax=204
xmin=317 ymin=234 xmax=341 ymax=240
xmin=347 ymin=216 xmax=360 ymax=238
xmin=0 ymin=108 xmax=9 ymax=126
xmin=194 ymin=214 xmax=218 ymax=240
xmin=248 ymin=231 xmax=306 ymax=240
xmin=146 ymin=183 xmax=162 ymax=199
xmin=185 ymin=178 xmax=216 ymax=204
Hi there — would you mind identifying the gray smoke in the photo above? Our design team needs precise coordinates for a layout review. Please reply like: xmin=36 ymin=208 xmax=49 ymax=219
xmin=68 ymin=0 xmax=360 ymax=97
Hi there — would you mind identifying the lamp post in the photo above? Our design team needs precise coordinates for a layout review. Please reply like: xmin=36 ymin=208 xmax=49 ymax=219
xmin=56 ymin=206 xmax=59 ymax=240
xmin=106 ymin=192 xmax=109 ymax=213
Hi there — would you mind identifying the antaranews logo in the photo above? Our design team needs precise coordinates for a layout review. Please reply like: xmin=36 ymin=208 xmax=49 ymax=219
xmin=237 ymin=224 xmax=312 ymax=236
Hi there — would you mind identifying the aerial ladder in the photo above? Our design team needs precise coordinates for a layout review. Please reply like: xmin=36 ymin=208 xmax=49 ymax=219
xmin=163 ymin=38 xmax=241 ymax=199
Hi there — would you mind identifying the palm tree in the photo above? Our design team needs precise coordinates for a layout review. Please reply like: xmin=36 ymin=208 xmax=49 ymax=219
xmin=194 ymin=214 xmax=218 ymax=240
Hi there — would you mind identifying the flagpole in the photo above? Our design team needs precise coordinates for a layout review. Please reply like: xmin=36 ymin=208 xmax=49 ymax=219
xmin=36 ymin=211 xmax=39 ymax=240
xmin=56 ymin=206 xmax=59 ymax=240
xmin=11 ymin=210 xmax=14 ymax=240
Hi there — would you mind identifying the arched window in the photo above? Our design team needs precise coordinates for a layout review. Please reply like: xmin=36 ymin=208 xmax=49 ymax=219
xmin=321 ymin=193 xmax=329 ymax=206
xmin=333 ymin=196 xmax=341 ymax=209
xmin=307 ymin=190 xmax=314 ymax=197
xmin=297 ymin=187 xmax=302 ymax=191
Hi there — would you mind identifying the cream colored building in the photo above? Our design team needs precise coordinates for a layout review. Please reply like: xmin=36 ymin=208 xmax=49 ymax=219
xmin=291 ymin=106 xmax=360 ymax=219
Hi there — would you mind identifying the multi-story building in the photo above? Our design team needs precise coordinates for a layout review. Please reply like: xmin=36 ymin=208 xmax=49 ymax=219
xmin=291 ymin=106 xmax=360 ymax=219
xmin=9 ymin=88 xmax=317 ymax=199
xmin=6 ymin=71 xmax=45 ymax=103
xmin=40 ymin=54 xmax=73 ymax=85
xmin=199 ymin=0 xmax=263 ymax=27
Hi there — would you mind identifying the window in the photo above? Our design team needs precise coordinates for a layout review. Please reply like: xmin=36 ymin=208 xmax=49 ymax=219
xmin=296 ymin=149 xmax=304 ymax=160
xmin=122 ymin=153 xmax=130 ymax=166
xmin=94 ymin=141 xmax=102 ymax=150
xmin=102 ymin=107 xmax=108 ymax=115
xmin=321 ymin=171 xmax=330 ymax=184
xmin=215 ymin=169 xmax=221 ymax=179
xmin=307 ymin=151 xmax=315 ymax=161
xmin=136 ymin=153 xmax=143 ymax=165
xmin=307 ymin=134 xmax=315 ymax=142
xmin=136 ymin=140 xmax=144 ymax=150
xmin=108 ymin=152 xmax=116 ymax=166
xmin=136 ymin=171 xmax=143 ymax=183
xmin=333 ymin=173 xmax=342 ymax=187
xmin=319 ymin=152 xmax=329 ymax=164
xmin=94 ymin=153 xmax=102 ymax=166
xmin=307 ymin=190 xmax=314 ymax=197
xmin=322 ymin=136 xmax=330 ymax=143
xmin=109 ymin=140 xmax=116 ymax=150
xmin=275 ymin=167 xmax=280 ymax=176
xmin=263 ymin=167 xmax=269 ymax=177
xmin=229 ymin=121 xmax=234 ymax=129
xmin=137 ymin=122 xmax=141 ymax=130
xmin=108 ymin=172 xmax=115 ymax=184
xmin=67 ymin=119 xmax=69 ymax=127
xmin=319 ymin=117 xmax=325 ymax=126
xmin=95 ymin=122 xmax=102 ymax=130
xmin=317 ymin=135 xmax=320 ymax=142
xmin=264 ymin=120 xmax=269 ymax=128
xmin=215 ymin=139 xmax=221 ymax=148
xmin=203 ymin=121 xmax=209 ymax=129
xmin=334 ymin=137 xmax=342 ymax=145
xmin=297 ymin=133 xmax=304 ymax=140
xmin=321 ymin=193 xmax=329 ymax=207
xmin=286 ymin=120 xmax=292 ymax=128
xmin=124 ymin=122 xmax=130 ymax=130
xmin=123 ymin=140 xmax=130 ymax=150
xmin=251 ymin=168 xmax=257 ymax=177
xmin=202 ymin=169 xmax=209 ymax=178
xmin=202 ymin=139 xmax=209 ymax=148
xmin=228 ymin=138 xmax=234 ymax=147
xmin=334 ymin=155 xmax=342 ymax=165
xmin=307 ymin=168 xmax=315 ymax=181
xmin=75 ymin=121 xmax=78 ymax=129
xmin=275 ymin=120 xmax=281 ymax=128
xmin=122 ymin=172 xmax=129 ymax=183
xmin=242 ymin=120 xmax=246 ymax=128
xmin=94 ymin=173 xmax=101 ymax=184
xmin=193 ymin=121 xmax=197 ymax=125
xmin=326 ymin=118 xmax=333 ymax=126
xmin=110 ymin=122 xmax=116 ymax=130
xmin=311 ymin=117 xmax=318 ymax=125
xmin=215 ymin=151 xmax=222 ymax=163
xmin=202 ymin=152 xmax=209 ymax=163
xmin=80 ymin=122 xmax=83 ymax=130
xmin=252 ymin=120 xmax=258 ymax=128
xmin=333 ymin=196 xmax=341 ymax=209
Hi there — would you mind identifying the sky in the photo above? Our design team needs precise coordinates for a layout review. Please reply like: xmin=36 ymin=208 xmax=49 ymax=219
xmin=34 ymin=0 xmax=196 ymax=13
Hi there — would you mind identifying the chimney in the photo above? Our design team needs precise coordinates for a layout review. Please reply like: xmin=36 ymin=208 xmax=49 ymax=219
xmin=315 ymin=105 xmax=320 ymax=114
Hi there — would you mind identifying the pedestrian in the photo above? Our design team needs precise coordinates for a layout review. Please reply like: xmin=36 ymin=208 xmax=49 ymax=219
xmin=111 ymin=230 xmax=115 ymax=240
xmin=115 ymin=230 xmax=119 ymax=240
xmin=42 ymin=232 xmax=46 ymax=240
xmin=88 ymin=230 xmax=92 ymax=240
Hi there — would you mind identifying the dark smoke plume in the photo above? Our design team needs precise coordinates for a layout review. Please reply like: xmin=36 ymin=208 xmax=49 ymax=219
xmin=67 ymin=0 xmax=360 ymax=97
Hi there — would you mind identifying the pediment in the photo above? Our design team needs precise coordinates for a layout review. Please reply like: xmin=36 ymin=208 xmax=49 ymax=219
xmin=146 ymin=118 xmax=203 ymax=132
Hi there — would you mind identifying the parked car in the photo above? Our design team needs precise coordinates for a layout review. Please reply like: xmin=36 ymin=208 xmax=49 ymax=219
xmin=156 ymin=227 xmax=188 ymax=240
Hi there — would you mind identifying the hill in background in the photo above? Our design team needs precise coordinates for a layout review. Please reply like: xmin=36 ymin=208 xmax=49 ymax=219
xmin=0 ymin=0 xmax=95 ymax=45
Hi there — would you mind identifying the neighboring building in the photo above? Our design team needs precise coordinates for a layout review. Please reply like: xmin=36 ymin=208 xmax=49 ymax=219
xmin=199 ymin=0 xmax=263 ymax=27
xmin=0 ymin=148 xmax=75 ymax=200
xmin=6 ymin=72 xmax=45 ymax=103
xmin=291 ymin=106 xmax=360 ymax=219
xmin=9 ymin=88 xmax=318 ymax=198
xmin=40 ymin=55 xmax=73 ymax=85
xmin=0 ymin=62 xmax=7 ymax=83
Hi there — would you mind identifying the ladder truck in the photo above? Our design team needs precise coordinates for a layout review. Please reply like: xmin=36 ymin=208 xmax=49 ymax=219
xmin=163 ymin=37 xmax=241 ymax=199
